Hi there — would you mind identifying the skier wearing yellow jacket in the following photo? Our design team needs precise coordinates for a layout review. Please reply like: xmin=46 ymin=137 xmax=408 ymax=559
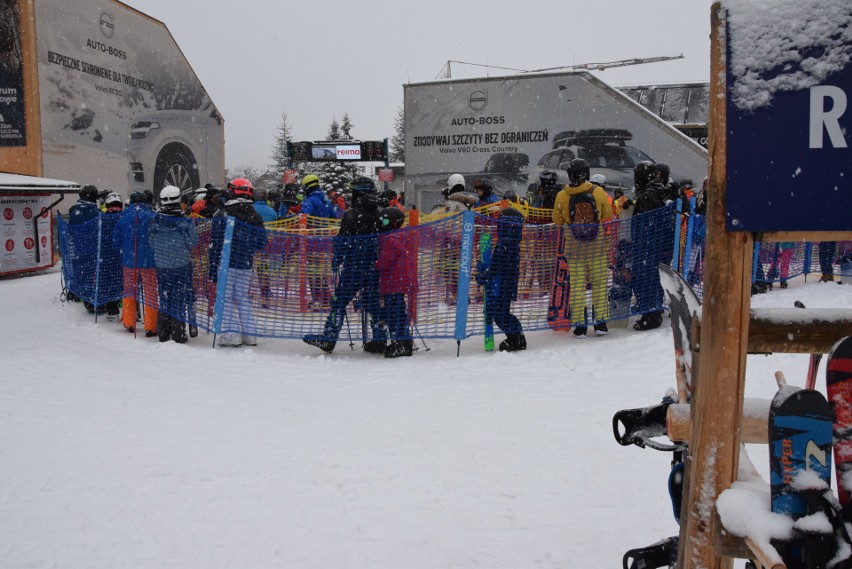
xmin=552 ymin=158 xmax=613 ymax=337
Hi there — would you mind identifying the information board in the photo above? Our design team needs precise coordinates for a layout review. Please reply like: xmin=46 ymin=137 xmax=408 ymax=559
xmin=726 ymin=11 xmax=852 ymax=232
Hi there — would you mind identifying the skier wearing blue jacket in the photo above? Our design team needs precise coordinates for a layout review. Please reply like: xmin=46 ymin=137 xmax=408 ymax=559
xmin=477 ymin=207 xmax=527 ymax=352
xmin=252 ymin=187 xmax=278 ymax=223
xmin=113 ymin=191 xmax=158 ymax=335
xmin=299 ymin=174 xmax=337 ymax=219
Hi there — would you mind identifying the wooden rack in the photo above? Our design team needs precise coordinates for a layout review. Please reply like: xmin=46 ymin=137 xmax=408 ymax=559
xmin=677 ymin=6 xmax=852 ymax=569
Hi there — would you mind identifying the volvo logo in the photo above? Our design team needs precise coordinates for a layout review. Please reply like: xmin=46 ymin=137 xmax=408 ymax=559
xmin=100 ymin=13 xmax=114 ymax=38
xmin=469 ymin=90 xmax=487 ymax=111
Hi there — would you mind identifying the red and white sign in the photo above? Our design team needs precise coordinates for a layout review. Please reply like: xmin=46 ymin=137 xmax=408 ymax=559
xmin=282 ymin=169 xmax=298 ymax=184
xmin=336 ymin=145 xmax=361 ymax=160
xmin=0 ymin=195 xmax=53 ymax=275
xmin=377 ymin=168 xmax=395 ymax=182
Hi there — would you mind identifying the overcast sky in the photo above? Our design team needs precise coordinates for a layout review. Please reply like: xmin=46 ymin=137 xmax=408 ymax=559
xmin=122 ymin=0 xmax=715 ymax=170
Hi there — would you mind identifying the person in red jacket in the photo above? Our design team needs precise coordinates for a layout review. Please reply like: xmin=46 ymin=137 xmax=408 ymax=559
xmin=375 ymin=207 xmax=415 ymax=358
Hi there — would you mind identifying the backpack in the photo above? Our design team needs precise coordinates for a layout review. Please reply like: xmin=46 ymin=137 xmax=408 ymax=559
xmin=568 ymin=187 xmax=600 ymax=241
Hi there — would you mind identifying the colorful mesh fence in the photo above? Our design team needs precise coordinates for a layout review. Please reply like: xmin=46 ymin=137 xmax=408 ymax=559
xmin=57 ymin=208 xmax=852 ymax=343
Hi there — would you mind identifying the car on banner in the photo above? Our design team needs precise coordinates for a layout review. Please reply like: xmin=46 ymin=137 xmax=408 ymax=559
xmin=127 ymin=102 xmax=225 ymax=195
xmin=474 ymin=152 xmax=530 ymax=195
xmin=527 ymin=129 xmax=654 ymax=202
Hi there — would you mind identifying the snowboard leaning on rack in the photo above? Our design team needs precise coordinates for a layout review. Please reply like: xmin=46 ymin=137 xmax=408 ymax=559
xmin=827 ymin=336 xmax=852 ymax=508
xmin=547 ymin=227 xmax=571 ymax=331
xmin=658 ymin=264 xmax=702 ymax=403
xmin=768 ymin=379 xmax=833 ymax=569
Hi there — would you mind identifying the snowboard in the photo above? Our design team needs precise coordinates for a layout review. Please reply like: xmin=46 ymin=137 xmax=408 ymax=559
xmin=827 ymin=337 xmax=852 ymax=506
xmin=768 ymin=380 xmax=833 ymax=569
xmin=658 ymin=264 xmax=702 ymax=403
xmin=479 ymin=233 xmax=494 ymax=351
xmin=547 ymin=226 xmax=571 ymax=331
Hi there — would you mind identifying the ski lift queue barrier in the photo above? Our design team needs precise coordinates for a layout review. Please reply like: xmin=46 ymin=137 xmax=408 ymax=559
xmin=56 ymin=206 xmax=849 ymax=345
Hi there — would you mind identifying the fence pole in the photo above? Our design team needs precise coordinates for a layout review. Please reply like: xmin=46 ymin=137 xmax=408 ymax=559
xmin=211 ymin=218 xmax=235 ymax=346
xmin=94 ymin=215 xmax=103 ymax=321
xmin=682 ymin=196 xmax=696 ymax=278
xmin=672 ymin=198 xmax=683 ymax=270
xmin=453 ymin=210 xmax=476 ymax=356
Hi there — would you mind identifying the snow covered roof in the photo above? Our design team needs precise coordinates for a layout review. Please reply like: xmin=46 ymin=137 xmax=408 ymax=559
xmin=0 ymin=172 xmax=81 ymax=193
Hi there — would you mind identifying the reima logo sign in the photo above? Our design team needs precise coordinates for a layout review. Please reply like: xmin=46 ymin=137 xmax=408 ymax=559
xmin=336 ymin=145 xmax=361 ymax=160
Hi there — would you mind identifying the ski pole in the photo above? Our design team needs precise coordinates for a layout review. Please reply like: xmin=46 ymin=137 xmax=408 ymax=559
xmin=412 ymin=323 xmax=430 ymax=352
xmin=343 ymin=309 xmax=355 ymax=350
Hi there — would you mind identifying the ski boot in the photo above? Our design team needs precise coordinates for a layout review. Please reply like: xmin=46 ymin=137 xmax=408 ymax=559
xmin=363 ymin=340 xmax=387 ymax=354
xmin=303 ymin=334 xmax=336 ymax=353
xmin=633 ymin=311 xmax=663 ymax=331
xmin=172 ymin=326 xmax=188 ymax=344
xmin=384 ymin=340 xmax=413 ymax=358
xmin=498 ymin=332 xmax=527 ymax=352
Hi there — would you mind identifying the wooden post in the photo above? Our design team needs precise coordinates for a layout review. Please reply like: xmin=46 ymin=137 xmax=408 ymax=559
xmin=678 ymin=5 xmax=749 ymax=569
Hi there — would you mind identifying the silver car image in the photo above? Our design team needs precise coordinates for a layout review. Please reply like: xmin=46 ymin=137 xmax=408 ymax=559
xmin=128 ymin=102 xmax=225 ymax=195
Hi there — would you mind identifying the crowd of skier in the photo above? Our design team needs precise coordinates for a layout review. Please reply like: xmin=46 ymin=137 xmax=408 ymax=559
xmin=63 ymin=157 xmax=847 ymax=358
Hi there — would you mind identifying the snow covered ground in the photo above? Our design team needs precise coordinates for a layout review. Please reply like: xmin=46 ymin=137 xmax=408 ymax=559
xmin=2 ymin=268 xmax=850 ymax=568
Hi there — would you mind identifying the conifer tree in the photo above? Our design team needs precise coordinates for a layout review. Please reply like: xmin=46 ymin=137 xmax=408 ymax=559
xmin=326 ymin=117 xmax=341 ymax=141
xmin=270 ymin=111 xmax=292 ymax=172
xmin=390 ymin=105 xmax=405 ymax=163
xmin=340 ymin=113 xmax=354 ymax=140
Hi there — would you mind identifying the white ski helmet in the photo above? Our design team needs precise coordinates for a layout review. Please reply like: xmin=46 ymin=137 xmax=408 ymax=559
xmin=447 ymin=173 xmax=465 ymax=190
xmin=590 ymin=174 xmax=607 ymax=186
xmin=159 ymin=185 xmax=181 ymax=206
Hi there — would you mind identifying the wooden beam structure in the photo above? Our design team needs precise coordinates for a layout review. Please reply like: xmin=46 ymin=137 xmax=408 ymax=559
xmin=676 ymin=5 xmax=852 ymax=569
xmin=678 ymin=6 xmax=745 ymax=569
xmin=692 ymin=309 xmax=852 ymax=354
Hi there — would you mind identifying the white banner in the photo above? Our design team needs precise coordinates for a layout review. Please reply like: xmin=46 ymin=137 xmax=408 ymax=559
xmin=0 ymin=194 xmax=53 ymax=275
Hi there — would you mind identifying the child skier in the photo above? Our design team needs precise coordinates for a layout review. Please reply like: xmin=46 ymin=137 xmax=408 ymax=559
xmin=477 ymin=207 xmax=527 ymax=352
xmin=375 ymin=207 xmax=415 ymax=358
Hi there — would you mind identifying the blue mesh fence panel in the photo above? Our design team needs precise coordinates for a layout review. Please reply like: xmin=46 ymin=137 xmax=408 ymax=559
xmin=808 ymin=241 xmax=852 ymax=279
xmin=415 ymin=215 xmax=471 ymax=339
xmin=58 ymin=213 xmax=122 ymax=311
xmin=72 ymin=204 xmax=852 ymax=343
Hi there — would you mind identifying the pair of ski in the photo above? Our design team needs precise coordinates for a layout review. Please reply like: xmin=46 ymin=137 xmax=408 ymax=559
xmin=767 ymin=330 xmax=852 ymax=569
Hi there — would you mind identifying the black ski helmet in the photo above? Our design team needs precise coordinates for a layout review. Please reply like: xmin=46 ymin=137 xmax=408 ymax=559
xmin=379 ymin=189 xmax=397 ymax=207
xmin=654 ymin=163 xmax=671 ymax=184
xmin=379 ymin=207 xmax=406 ymax=231
xmin=539 ymin=170 xmax=558 ymax=187
xmin=566 ymin=158 xmax=590 ymax=186
xmin=350 ymin=176 xmax=377 ymax=194
xmin=79 ymin=184 xmax=98 ymax=202
xmin=634 ymin=161 xmax=656 ymax=190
